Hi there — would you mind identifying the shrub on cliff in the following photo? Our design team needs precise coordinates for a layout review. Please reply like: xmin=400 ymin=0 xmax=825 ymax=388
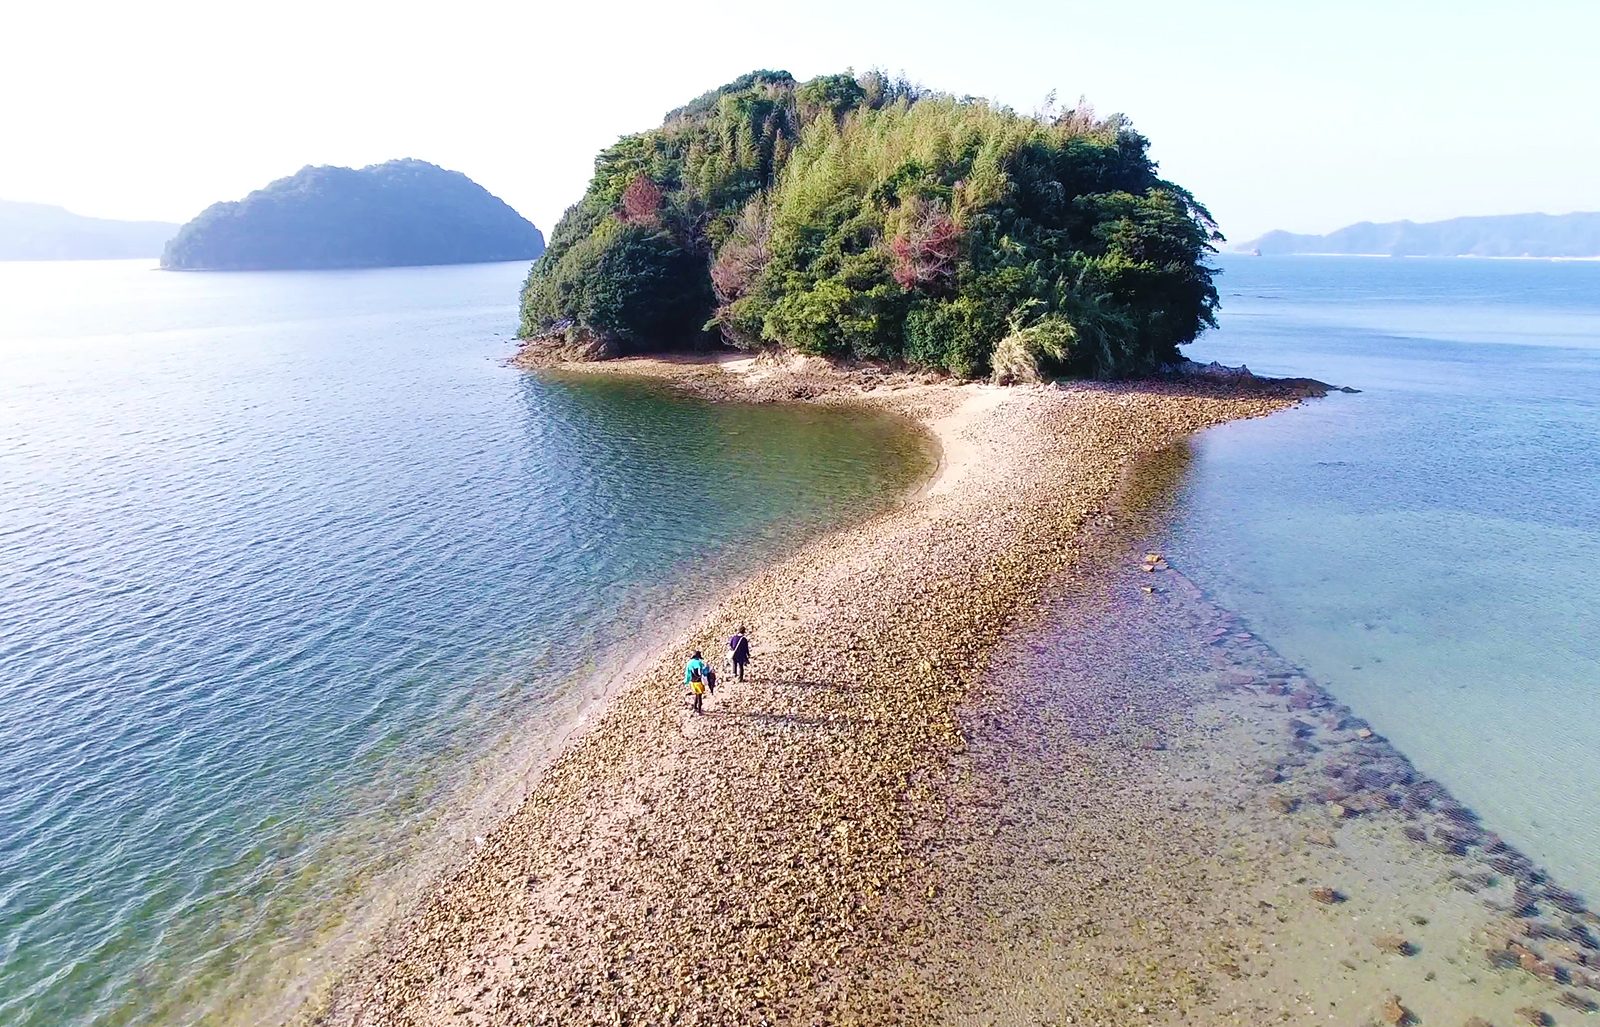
xmin=523 ymin=219 xmax=710 ymax=349
xmin=520 ymin=72 xmax=1220 ymax=377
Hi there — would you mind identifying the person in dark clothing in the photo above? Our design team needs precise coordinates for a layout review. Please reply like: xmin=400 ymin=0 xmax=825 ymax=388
xmin=728 ymin=626 xmax=751 ymax=682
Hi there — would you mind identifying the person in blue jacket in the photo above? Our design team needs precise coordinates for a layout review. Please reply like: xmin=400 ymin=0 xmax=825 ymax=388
xmin=683 ymin=650 xmax=710 ymax=714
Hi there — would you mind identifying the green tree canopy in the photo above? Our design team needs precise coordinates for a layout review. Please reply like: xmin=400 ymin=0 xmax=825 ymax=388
xmin=521 ymin=72 xmax=1221 ymax=377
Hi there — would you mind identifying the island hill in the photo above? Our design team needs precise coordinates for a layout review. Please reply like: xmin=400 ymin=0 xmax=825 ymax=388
xmin=0 ymin=200 xmax=177 ymax=260
xmin=1237 ymin=211 xmax=1600 ymax=258
xmin=521 ymin=70 xmax=1222 ymax=381
xmin=161 ymin=159 xmax=545 ymax=271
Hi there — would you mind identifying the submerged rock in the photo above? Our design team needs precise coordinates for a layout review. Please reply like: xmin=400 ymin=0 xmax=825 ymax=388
xmin=1557 ymin=990 xmax=1599 ymax=1011
xmin=1381 ymin=993 xmax=1413 ymax=1025
xmin=1543 ymin=885 xmax=1587 ymax=915
xmin=1488 ymin=947 xmax=1521 ymax=969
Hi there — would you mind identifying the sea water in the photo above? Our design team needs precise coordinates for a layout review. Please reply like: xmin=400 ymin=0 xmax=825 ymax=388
xmin=0 ymin=260 xmax=930 ymax=1026
xmin=1175 ymin=255 xmax=1600 ymax=900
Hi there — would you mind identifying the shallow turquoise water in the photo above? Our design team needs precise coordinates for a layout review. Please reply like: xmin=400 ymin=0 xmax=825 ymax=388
xmin=1175 ymin=255 xmax=1600 ymax=900
xmin=0 ymin=260 xmax=930 ymax=1026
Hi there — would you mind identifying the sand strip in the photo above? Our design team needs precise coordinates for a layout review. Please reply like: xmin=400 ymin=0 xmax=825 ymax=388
xmin=311 ymin=355 xmax=1325 ymax=1025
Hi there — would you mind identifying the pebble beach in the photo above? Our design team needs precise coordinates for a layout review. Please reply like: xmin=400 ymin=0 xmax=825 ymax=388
xmin=310 ymin=355 xmax=1598 ymax=1026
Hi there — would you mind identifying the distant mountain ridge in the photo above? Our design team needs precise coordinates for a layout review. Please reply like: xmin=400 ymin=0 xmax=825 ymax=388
xmin=162 ymin=159 xmax=545 ymax=271
xmin=1238 ymin=212 xmax=1600 ymax=258
xmin=0 ymin=200 xmax=178 ymax=260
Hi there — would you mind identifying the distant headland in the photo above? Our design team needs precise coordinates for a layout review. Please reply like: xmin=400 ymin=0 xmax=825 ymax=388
xmin=1235 ymin=211 xmax=1600 ymax=258
xmin=0 ymin=200 xmax=177 ymax=260
xmin=161 ymin=159 xmax=545 ymax=271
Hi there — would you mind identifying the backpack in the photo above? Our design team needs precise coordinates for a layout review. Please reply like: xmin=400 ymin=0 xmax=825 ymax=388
xmin=690 ymin=666 xmax=703 ymax=683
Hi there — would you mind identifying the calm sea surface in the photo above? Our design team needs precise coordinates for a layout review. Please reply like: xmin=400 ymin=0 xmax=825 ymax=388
xmin=5 ymin=254 xmax=1596 ymax=1024
xmin=0 ymin=260 xmax=930 ymax=1026
xmin=1177 ymin=255 xmax=1600 ymax=900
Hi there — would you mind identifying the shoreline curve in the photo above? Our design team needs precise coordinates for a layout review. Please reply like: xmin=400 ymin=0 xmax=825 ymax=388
xmin=309 ymin=354 xmax=1317 ymax=1025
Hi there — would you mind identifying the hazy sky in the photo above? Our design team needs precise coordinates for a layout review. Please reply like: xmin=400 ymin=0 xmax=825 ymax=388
xmin=3 ymin=0 xmax=1596 ymax=241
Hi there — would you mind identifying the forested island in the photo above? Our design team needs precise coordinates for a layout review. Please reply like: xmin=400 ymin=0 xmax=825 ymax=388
xmin=162 ymin=160 xmax=545 ymax=271
xmin=521 ymin=70 xmax=1222 ymax=379
xmin=1238 ymin=211 xmax=1600 ymax=258
xmin=0 ymin=200 xmax=176 ymax=260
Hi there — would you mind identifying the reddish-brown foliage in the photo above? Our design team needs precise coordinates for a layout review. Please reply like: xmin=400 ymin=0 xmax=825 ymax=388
xmin=710 ymin=200 xmax=772 ymax=302
xmin=890 ymin=209 xmax=960 ymax=290
xmin=711 ymin=236 xmax=772 ymax=301
xmin=620 ymin=175 xmax=663 ymax=224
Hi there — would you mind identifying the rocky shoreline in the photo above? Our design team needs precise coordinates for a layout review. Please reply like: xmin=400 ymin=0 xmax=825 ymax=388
xmin=919 ymin=439 xmax=1599 ymax=1026
xmin=308 ymin=353 xmax=1595 ymax=1026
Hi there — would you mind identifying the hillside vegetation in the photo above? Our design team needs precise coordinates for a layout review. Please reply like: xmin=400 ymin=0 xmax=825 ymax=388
xmin=521 ymin=70 xmax=1221 ymax=379
xmin=163 ymin=160 xmax=544 ymax=271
